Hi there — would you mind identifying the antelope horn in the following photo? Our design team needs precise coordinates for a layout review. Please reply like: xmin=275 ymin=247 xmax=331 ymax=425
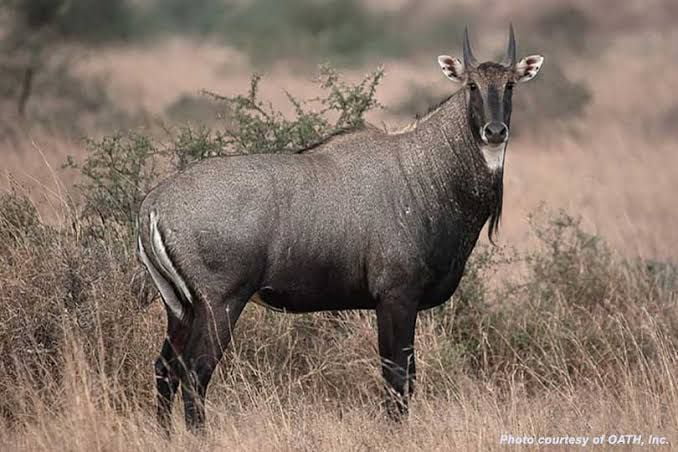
xmin=463 ymin=26 xmax=478 ymax=68
xmin=502 ymin=23 xmax=517 ymax=67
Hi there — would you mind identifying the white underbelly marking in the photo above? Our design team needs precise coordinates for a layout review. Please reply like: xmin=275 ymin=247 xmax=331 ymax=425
xmin=250 ymin=293 xmax=284 ymax=312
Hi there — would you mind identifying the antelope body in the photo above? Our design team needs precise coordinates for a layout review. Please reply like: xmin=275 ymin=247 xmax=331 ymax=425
xmin=137 ymin=26 xmax=544 ymax=431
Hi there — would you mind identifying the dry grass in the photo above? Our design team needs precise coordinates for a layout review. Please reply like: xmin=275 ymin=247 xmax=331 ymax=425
xmin=1 ymin=188 xmax=676 ymax=449
xmin=1 ymin=350 xmax=676 ymax=451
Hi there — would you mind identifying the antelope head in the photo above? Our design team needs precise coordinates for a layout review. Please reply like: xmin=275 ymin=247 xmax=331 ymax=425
xmin=437 ymin=25 xmax=544 ymax=169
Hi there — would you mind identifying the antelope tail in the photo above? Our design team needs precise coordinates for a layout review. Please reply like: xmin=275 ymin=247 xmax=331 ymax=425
xmin=137 ymin=210 xmax=193 ymax=321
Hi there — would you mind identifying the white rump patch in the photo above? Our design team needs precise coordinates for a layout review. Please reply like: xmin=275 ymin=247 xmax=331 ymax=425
xmin=480 ymin=143 xmax=506 ymax=172
xmin=149 ymin=210 xmax=193 ymax=306
xmin=138 ymin=234 xmax=185 ymax=320
xmin=139 ymin=210 xmax=194 ymax=320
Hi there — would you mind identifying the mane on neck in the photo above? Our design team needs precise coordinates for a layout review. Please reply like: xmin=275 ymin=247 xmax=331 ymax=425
xmin=393 ymin=87 xmax=505 ymax=243
xmin=390 ymin=89 xmax=465 ymax=135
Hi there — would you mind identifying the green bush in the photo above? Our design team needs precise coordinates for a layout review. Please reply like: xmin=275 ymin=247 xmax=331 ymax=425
xmin=64 ymin=133 xmax=160 ymax=237
xmin=67 ymin=65 xmax=383 ymax=232
xmin=204 ymin=65 xmax=383 ymax=156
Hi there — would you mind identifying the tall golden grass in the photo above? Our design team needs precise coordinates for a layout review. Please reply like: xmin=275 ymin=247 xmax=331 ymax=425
xmin=1 ymin=185 xmax=676 ymax=449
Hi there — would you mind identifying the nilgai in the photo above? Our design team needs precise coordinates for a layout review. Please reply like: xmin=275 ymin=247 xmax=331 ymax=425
xmin=137 ymin=25 xmax=544 ymax=431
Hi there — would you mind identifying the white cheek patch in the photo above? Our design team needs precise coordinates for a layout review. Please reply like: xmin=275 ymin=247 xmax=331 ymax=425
xmin=480 ymin=143 xmax=506 ymax=172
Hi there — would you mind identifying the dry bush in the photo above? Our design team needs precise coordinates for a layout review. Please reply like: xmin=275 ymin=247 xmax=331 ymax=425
xmin=0 ymin=186 xmax=161 ymax=422
xmin=432 ymin=211 xmax=678 ymax=391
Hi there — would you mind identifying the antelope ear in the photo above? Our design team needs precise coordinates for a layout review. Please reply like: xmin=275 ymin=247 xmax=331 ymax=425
xmin=438 ymin=55 xmax=465 ymax=83
xmin=515 ymin=55 xmax=544 ymax=83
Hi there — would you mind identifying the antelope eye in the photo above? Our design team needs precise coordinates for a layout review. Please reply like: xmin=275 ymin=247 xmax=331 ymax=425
xmin=467 ymin=82 xmax=478 ymax=90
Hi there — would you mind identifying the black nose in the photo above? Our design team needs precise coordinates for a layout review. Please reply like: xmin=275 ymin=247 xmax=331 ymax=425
xmin=484 ymin=122 xmax=508 ymax=144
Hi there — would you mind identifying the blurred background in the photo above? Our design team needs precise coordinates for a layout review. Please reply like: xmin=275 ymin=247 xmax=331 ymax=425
xmin=1 ymin=0 xmax=677 ymax=259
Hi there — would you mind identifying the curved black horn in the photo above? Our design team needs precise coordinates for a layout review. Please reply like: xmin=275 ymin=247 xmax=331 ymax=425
xmin=463 ymin=26 xmax=478 ymax=68
xmin=502 ymin=23 xmax=517 ymax=66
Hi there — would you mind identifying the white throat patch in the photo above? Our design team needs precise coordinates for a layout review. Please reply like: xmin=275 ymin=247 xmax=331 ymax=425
xmin=480 ymin=143 xmax=506 ymax=172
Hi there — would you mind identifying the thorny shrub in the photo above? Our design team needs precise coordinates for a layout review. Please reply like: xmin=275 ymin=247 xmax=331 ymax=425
xmin=66 ymin=65 xmax=383 ymax=234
